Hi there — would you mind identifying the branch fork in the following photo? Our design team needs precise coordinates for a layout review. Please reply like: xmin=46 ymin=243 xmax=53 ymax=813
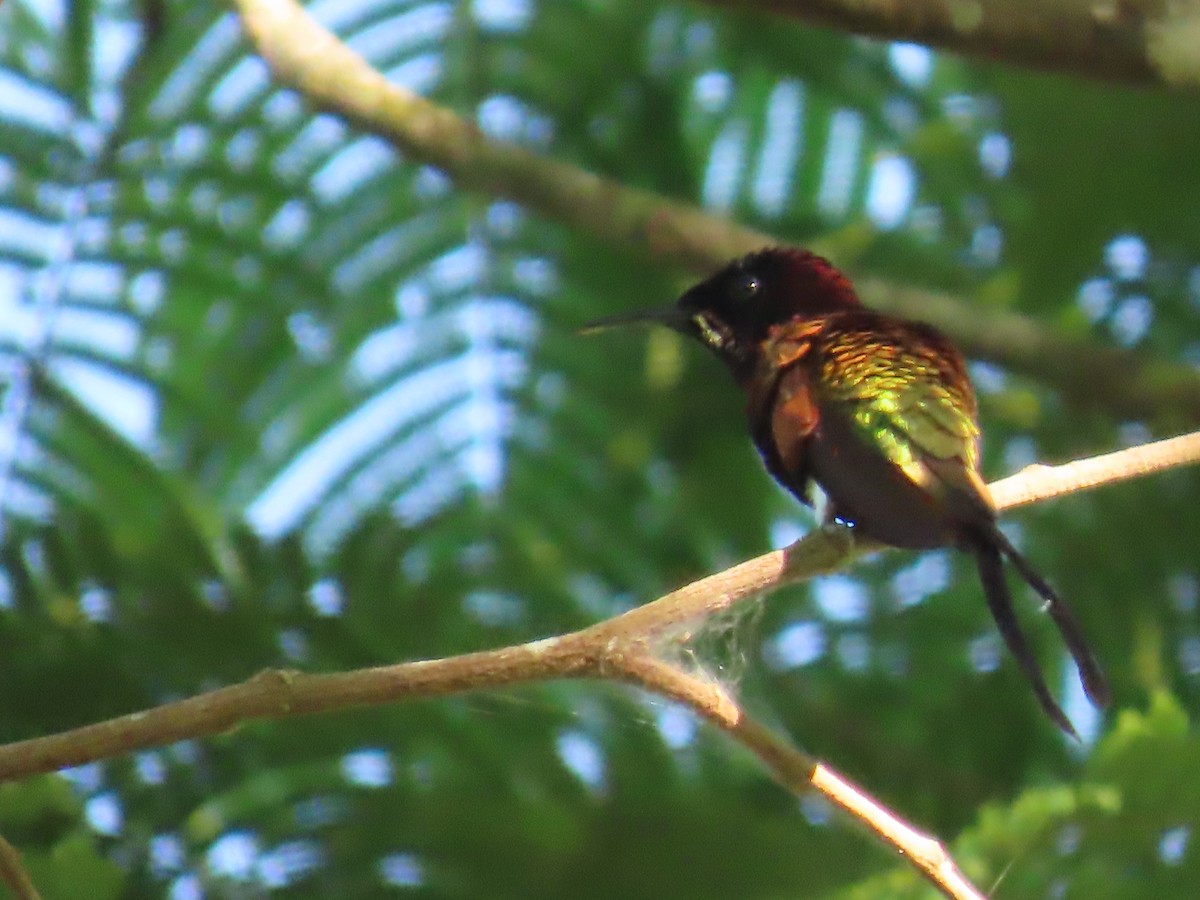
xmin=1 ymin=433 xmax=1197 ymax=899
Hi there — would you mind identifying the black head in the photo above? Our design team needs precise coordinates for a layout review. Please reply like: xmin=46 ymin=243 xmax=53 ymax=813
xmin=677 ymin=248 xmax=860 ymax=364
xmin=583 ymin=248 xmax=860 ymax=380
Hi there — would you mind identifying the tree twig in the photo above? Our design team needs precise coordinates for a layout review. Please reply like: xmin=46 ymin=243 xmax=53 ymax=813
xmin=0 ymin=433 xmax=1195 ymax=900
xmin=226 ymin=0 xmax=1200 ymax=426
xmin=990 ymin=429 xmax=1200 ymax=510
xmin=0 ymin=835 xmax=41 ymax=900
xmin=607 ymin=655 xmax=985 ymax=900
xmin=699 ymin=0 xmax=1200 ymax=91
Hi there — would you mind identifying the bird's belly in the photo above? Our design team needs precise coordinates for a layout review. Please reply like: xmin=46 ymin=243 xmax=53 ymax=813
xmin=807 ymin=414 xmax=960 ymax=550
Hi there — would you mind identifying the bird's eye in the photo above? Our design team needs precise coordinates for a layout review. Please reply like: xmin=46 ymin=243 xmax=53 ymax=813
xmin=733 ymin=272 xmax=761 ymax=301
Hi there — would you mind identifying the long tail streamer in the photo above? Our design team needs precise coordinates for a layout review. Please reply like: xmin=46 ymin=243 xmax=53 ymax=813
xmin=969 ymin=535 xmax=1078 ymax=738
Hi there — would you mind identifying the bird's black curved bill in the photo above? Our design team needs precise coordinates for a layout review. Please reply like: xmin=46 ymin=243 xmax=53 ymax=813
xmin=579 ymin=304 xmax=691 ymax=335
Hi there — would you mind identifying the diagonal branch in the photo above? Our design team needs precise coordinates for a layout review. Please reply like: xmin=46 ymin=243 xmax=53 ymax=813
xmin=227 ymin=0 xmax=1200 ymax=426
xmin=0 ymin=433 xmax=1195 ymax=900
xmin=990 ymin=429 xmax=1200 ymax=510
xmin=608 ymin=655 xmax=986 ymax=900
xmin=0 ymin=835 xmax=41 ymax=900
xmin=699 ymin=0 xmax=1200 ymax=92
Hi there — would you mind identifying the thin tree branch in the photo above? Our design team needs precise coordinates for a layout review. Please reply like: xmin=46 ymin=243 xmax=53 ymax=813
xmin=227 ymin=0 xmax=1200 ymax=426
xmin=0 ymin=640 xmax=595 ymax=780
xmin=0 ymin=434 xmax=1194 ymax=900
xmin=0 ymin=835 xmax=41 ymax=900
xmin=805 ymin=762 xmax=983 ymax=900
xmin=701 ymin=0 xmax=1200 ymax=91
xmin=609 ymin=655 xmax=984 ymax=900
xmin=991 ymin=429 xmax=1200 ymax=510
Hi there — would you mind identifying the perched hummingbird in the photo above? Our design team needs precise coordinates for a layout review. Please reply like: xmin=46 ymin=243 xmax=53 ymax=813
xmin=586 ymin=247 xmax=1109 ymax=736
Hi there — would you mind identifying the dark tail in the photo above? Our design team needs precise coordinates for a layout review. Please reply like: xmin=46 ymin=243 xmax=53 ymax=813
xmin=985 ymin=525 xmax=1111 ymax=710
xmin=968 ymin=535 xmax=1080 ymax=738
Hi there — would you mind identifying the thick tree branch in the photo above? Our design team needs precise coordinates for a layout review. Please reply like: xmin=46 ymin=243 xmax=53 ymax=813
xmin=228 ymin=0 xmax=1200 ymax=426
xmin=702 ymin=0 xmax=1200 ymax=91
xmin=0 ymin=434 xmax=1195 ymax=900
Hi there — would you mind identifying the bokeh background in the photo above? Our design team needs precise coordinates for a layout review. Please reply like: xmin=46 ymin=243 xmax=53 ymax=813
xmin=1 ymin=0 xmax=1199 ymax=896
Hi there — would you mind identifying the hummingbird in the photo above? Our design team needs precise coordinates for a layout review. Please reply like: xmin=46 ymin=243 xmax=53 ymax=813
xmin=585 ymin=247 xmax=1109 ymax=737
